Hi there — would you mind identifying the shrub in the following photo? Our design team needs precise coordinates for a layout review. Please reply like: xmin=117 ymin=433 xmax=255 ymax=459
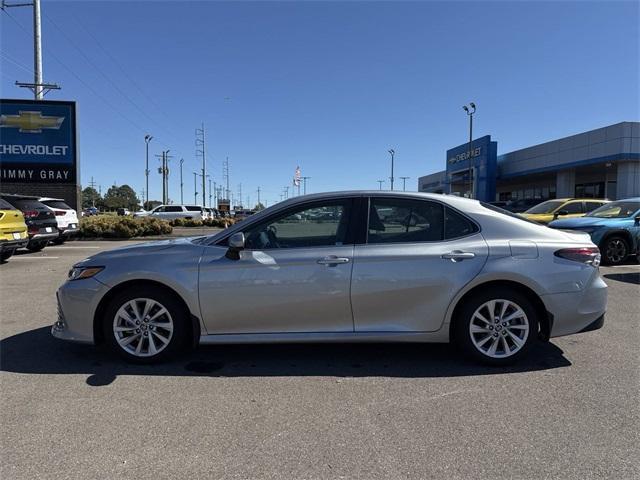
xmin=80 ymin=216 xmax=172 ymax=239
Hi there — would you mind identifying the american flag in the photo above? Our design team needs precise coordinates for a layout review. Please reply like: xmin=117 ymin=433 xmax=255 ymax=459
xmin=293 ymin=166 xmax=301 ymax=187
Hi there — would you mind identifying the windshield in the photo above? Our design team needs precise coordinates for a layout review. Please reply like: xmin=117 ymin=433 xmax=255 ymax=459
xmin=524 ymin=200 xmax=564 ymax=214
xmin=587 ymin=201 xmax=640 ymax=218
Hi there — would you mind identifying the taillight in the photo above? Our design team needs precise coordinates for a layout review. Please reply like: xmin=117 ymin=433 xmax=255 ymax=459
xmin=554 ymin=247 xmax=601 ymax=266
xmin=23 ymin=210 xmax=39 ymax=219
xmin=54 ymin=210 xmax=66 ymax=216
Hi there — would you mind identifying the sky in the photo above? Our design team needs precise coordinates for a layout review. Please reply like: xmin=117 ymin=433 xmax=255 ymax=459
xmin=1 ymin=0 xmax=638 ymax=207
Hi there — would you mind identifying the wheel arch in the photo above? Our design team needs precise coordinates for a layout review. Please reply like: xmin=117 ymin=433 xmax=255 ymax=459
xmin=93 ymin=279 xmax=201 ymax=348
xmin=599 ymin=229 xmax=633 ymax=249
xmin=448 ymin=280 xmax=551 ymax=342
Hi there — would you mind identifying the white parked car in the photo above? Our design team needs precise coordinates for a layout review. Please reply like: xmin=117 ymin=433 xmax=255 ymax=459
xmin=38 ymin=197 xmax=79 ymax=244
xmin=134 ymin=204 xmax=204 ymax=221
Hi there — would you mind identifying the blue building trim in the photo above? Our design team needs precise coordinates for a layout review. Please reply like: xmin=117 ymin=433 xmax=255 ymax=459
xmin=497 ymin=153 xmax=640 ymax=179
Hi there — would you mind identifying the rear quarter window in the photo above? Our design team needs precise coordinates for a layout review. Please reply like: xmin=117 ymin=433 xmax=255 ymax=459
xmin=445 ymin=207 xmax=479 ymax=239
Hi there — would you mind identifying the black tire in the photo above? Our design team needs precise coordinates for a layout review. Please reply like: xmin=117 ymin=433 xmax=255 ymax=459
xmin=453 ymin=288 xmax=539 ymax=366
xmin=26 ymin=241 xmax=45 ymax=252
xmin=102 ymin=286 xmax=189 ymax=364
xmin=1 ymin=249 xmax=15 ymax=262
xmin=600 ymin=236 xmax=628 ymax=266
xmin=52 ymin=237 xmax=65 ymax=245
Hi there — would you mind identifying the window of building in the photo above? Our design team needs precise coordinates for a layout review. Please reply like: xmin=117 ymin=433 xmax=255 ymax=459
xmin=575 ymin=182 xmax=605 ymax=199
xmin=368 ymin=198 xmax=444 ymax=244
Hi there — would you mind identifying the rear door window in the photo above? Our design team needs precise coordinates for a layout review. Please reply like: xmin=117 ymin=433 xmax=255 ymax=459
xmin=367 ymin=198 xmax=444 ymax=244
xmin=585 ymin=201 xmax=604 ymax=212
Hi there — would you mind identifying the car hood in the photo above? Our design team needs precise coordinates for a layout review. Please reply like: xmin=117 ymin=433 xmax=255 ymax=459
xmin=548 ymin=217 xmax=615 ymax=229
xmin=75 ymin=237 xmax=200 ymax=265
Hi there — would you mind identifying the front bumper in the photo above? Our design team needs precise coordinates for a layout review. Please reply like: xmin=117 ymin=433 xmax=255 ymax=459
xmin=542 ymin=270 xmax=608 ymax=338
xmin=52 ymin=277 xmax=109 ymax=344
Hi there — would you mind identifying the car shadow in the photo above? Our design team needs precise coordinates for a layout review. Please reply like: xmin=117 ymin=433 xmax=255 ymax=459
xmin=604 ymin=272 xmax=640 ymax=285
xmin=1 ymin=327 xmax=572 ymax=386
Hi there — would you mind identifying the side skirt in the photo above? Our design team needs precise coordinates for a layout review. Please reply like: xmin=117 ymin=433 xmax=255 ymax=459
xmin=199 ymin=330 xmax=449 ymax=345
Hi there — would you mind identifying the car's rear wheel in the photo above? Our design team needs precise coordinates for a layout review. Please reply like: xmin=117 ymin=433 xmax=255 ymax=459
xmin=26 ymin=241 xmax=45 ymax=252
xmin=102 ymin=287 xmax=188 ymax=363
xmin=1 ymin=249 xmax=15 ymax=262
xmin=600 ymin=236 xmax=628 ymax=265
xmin=453 ymin=289 xmax=539 ymax=366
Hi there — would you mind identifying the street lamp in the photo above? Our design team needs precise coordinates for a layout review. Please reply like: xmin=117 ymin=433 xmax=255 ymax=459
xmin=377 ymin=179 xmax=385 ymax=190
xmin=144 ymin=134 xmax=153 ymax=207
xmin=179 ymin=158 xmax=184 ymax=204
xmin=400 ymin=176 xmax=410 ymax=191
xmin=388 ymin=149 xmax=395 ymax=191
xmin=462 ymin=102 xmax=476 ymax=199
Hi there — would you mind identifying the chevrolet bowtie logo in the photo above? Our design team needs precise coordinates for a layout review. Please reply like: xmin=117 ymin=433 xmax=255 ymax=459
xmin=0 ymin=110 xmax=65 ymax=133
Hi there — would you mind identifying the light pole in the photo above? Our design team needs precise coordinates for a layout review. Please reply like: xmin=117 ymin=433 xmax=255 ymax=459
xmin=144 ymin=134 xmax=153 ymax=207
xmin=179 ymin=158 xmax=184 ymax=204
xmin=377 ymin=179 xmax=385 ymax=190
xmin=388 ymin=149 xmax=395 ymax=190
xmin=400 ymin=176 xmax=410 ymax=191
xmin=462 ymin=102 xmax=476 ymax=199
xmin=301 ymin=176 xmax=311 ymax=195
xmin=193 ymin=172 xmax=198 ymax=204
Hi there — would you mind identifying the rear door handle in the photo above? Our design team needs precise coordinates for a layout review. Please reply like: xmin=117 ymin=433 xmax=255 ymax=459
xmin=441 ymin=250 xmax=475 ymax=262
xmin=317 ymin=256 xmax=350 ymax=265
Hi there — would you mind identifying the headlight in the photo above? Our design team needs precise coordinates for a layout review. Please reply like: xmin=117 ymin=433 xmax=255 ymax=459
xmin=68 ymin=266 xmax=104 ymax=281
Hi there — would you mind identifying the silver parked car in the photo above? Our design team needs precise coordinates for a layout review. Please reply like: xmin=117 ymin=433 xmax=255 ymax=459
xmin=53 ymin=191 xmax=607 ymax=365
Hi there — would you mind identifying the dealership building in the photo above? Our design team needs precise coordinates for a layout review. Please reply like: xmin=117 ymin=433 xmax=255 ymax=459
xmin=418 ymin=121 xmax=640 ymax=202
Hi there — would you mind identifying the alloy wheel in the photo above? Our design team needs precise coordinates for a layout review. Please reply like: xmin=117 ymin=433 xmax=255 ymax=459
xmin=113 ymin=298 xmax=174 ymax=357
xmin=469 ymin=299 xmax=530 ymax=359
xmin=605 ymin=239 xmax=626 ymax=264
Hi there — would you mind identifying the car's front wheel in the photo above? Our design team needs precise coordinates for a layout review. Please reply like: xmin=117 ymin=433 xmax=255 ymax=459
xmin=453 ymin=289 xmax=539 ymax=366
xmin=102 ymin=287 xmax=188 ymax=363
xmin=600 ymin=236 xmax=628 ymax=265
xmin=26 ymin=241 xmax=46 ymax=252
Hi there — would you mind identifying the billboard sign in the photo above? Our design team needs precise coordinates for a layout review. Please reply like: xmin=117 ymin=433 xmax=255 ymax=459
xmin=0 ymin=99 xmax=77 ymax=184
xmin=445 ymin=135 xmax=498 ymax=202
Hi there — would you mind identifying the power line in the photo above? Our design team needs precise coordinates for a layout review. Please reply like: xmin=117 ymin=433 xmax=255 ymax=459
xmin=0 ymin=49 xmax=35 ymax=76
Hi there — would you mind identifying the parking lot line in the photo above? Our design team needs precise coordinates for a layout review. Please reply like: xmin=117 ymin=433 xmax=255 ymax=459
xmin=45 ymin=246 xmax=101 ymax=249
xmin=11 ymin=256 xmax=60 ymax=259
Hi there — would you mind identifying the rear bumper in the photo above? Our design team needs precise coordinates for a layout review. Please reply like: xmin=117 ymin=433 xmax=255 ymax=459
xmin=0 ymin=238 xmax=28 ymax=252
xmin=542 ymin=271 xmax=608 ymax=338
xmin=60 ymin=226 xmax=79 ymax=236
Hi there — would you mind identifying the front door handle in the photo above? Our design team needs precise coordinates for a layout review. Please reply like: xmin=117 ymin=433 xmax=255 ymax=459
xmin=441 ymin=250 xmax=475 ymax=262
xmin=317 ymin=256 xmax=350 ymax=266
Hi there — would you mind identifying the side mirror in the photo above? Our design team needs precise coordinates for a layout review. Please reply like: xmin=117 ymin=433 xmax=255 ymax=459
xmin=634 ymin=215 xmax=640 ymax=226
xmin=225 ymin=232 xmax=245 ymax=260
xmin=554 ymin=209 xmax=569 ymax=219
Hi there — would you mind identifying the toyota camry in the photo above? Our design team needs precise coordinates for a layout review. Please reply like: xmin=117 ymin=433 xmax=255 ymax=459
xmin=53 ymin=191 xmax=607 ymax=365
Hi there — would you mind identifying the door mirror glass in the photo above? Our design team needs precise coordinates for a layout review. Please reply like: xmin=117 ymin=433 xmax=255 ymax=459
xmin=555 ymin=209 xmax=569 ymax=218
xmin=228 ymin=232 xmax=245 ymax=249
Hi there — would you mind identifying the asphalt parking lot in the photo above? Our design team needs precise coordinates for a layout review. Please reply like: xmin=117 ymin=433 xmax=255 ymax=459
xmin=1 ymin=241 xmax=639 ymax=480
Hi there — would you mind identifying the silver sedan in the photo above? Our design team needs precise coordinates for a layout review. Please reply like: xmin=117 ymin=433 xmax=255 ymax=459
xmin=53 ymin=191 xmax=607 ymax=365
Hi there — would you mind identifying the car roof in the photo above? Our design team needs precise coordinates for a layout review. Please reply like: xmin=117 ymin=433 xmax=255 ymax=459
xmin=0 ymin=193 xmax=40 ymax=200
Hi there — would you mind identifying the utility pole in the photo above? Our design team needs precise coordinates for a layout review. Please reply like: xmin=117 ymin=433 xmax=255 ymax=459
xmin=193 ymin=172 xmax=198 ymax=204
xmin=388 ymin=149 xmax=395 ymax=191
xmin=256 ymin=186 xmax=261 ymax=207
xmin=144 ymin=135 xmax=153 ymax=207
xmin=301 ymin=176 xmax=311 ymax=195
xmin=195 ymin=124 xmax=206 ymax=208
xmin=223 ymin=157 xmax=230 ymax=202
xmin=400 ymin=176 xmax=410 ymax=191
xmin=156 ymin=150 xmax=171 ymax=204
xmin=2 ymin=0 xmax=60 ymax=98
xmin=284 ymin=186 xmax=289 ymax=199
xmin=208 ymin=178 xmax=212 ymax=208
xmin=179 ymin=158 xmax=184 ymax=204
xmin=463 ymin=102 xmax=476 ymax=199
xmin=89 ymin=176 xmax=97 ymax=207
xmin=377 ymin=179 xmax=385 ymax=190
xmin=237 ymin=183 xmax=243 ymax=208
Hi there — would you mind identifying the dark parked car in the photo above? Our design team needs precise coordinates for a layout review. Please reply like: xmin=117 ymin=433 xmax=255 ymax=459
xmin=0 ymin=194 xmax=59 ymax=252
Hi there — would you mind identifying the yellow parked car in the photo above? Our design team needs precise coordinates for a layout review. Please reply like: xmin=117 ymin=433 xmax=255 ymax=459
xmin=0 ymin=197 xmax=28 ymax=262
xmin=521 ymin=198 xmax=609 ymax=225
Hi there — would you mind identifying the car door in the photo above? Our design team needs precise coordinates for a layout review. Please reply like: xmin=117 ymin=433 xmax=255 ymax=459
xmin=198 ymin=197 xmax=357 ymax=334
xmin=351 ymin=196 xmax=488 ymax=332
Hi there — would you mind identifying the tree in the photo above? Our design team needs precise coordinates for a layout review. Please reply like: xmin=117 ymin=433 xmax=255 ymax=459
xmin=82 ymin=187 xmax=102 ymax=209
xmin=254 ymin=202 xmax=266 ymax=211
xmin=103 ymin=184 xmax=140 ymax=211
